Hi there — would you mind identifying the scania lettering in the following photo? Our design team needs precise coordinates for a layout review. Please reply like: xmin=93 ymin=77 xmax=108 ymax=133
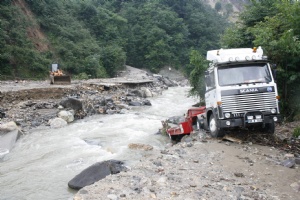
xmin=198 ymin=47 xmax=281 ymax=137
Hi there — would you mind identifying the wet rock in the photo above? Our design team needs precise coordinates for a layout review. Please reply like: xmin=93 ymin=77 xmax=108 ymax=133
xmin=68 ymin=160 xmax=127 ymax=190
xmin=130 ymin=89 xmax=144 ymax=98
xmin=0 ymin=108 xmax=5 ymax=118
xmin=142 ymin=99 xmax=152 ymax=106
xmin=0 ymin=121 xmax=19 ymax=132
xmin=0 ymin=130 xmax=21 ymax=153
xmin=58 ymin=110 xmax=74 ymax=123
xmin=129 ymin=101 xmax=142 ymax=106
xmin=140 ymin=87 xmax=152 ymax=97
xmin=162 ymin=77 xmax=177 ymax=87
xmin=83 ymin=138 xmax=101 ymax=146
xmin=60 ymin=98 xmax=83 ymax=111
xmin=281 ymin=159 xmax=296 ymax=168
xmin=48 ymin=117 xmax=68 ymax=128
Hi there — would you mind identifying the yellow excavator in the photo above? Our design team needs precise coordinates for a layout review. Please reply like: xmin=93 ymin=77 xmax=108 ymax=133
xmin=49 ymin=64 xmax=71 ymax=85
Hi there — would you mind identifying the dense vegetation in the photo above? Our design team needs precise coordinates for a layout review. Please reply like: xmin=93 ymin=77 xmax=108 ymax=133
xmin=0 ymin=0 xmax=228 ymax=80
xmin=189 ymin=0 xmax=300 ymax=120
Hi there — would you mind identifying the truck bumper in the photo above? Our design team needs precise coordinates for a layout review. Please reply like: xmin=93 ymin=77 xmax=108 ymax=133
xmin=219 ymin=114 xmax=281 ymax=129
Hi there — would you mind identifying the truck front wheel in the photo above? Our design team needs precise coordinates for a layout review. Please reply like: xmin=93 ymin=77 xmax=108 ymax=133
xmin=261 ymin=121 xmax=275 ymax=134
xmin=209 ymin=115 xmax=224 ymax=137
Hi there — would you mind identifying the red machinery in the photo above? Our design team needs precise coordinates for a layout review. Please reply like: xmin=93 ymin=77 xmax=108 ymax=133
xmin=166 ymin=106 xmax=206 ymax=139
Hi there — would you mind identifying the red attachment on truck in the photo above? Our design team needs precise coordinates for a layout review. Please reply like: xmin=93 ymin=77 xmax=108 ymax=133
xmin=166 ymin=106 xmax=206 ymax=137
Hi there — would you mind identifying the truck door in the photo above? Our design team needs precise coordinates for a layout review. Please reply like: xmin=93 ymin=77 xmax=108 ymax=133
xmin=205 ymin=70 xmax=216 ymax=109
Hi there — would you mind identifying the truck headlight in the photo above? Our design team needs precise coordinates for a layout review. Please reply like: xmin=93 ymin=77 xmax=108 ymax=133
xmin=224 ymin=113 xmax=230 ymax=118
xmin=255 ymin=115 xmax=262 ymax=119
xmin=271 ymin=108 xmax=276 ymax=114
xmin=247 ymin=116 xmax=253 ymax=120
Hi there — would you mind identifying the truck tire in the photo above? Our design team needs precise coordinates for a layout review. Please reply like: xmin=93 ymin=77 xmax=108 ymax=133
xmin=209 ymin=115 xmax=224 ymax=137
xmin=262 ymin=121 xmax=275 ymax=134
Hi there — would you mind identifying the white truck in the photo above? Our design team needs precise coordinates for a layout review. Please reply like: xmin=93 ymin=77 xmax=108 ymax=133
xmin=198 ymin=47 xmax=281 ymax=137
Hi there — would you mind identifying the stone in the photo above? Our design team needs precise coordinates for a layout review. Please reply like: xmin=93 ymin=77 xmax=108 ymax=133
xmin=60 ymin=98 xmax=83 ymax=111
xmin=290 ymin=182 xmax=300 ymax=191
xmin=234 ymin=172 xmax=244 ymax=177
xmin=141 ymin=87 xmax=153 ymax=97
xmin=107 ymin=194 xmax=118 ymax=200
xmin=58 ymin=110 xmax=74 ymax=123
xmin=142 ymin=99 xmax=152 ymax=106
xmin=68 ymin=160 xmax=127 ymax=190
xmin=0 ymin=121 xmax=19 ymax=132
xmin=48 ymin=117 xmax=68 ymax=128
xmin=130 ymin=89 xmax=144 ymax=98
xmin=129 ymin=101 xmax=142 ymax=106
xmin=0 ymin=130 xmax=21 ymax=152
xmin=281 ymin=159 xmax=296 ymax=168
xmin=284 ymin=154 xmax=295 ymax=158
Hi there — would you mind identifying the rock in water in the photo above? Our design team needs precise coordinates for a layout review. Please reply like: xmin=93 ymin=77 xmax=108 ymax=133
xmin=0 ymin=130 xmax=21 ymax=153
xmin=68 ymin=160 xmax=126 ymax=190
xmin=58 ymin=110 xmax=74 ymax=123
xmin=49 ymin=117 xmax=68 ymax=128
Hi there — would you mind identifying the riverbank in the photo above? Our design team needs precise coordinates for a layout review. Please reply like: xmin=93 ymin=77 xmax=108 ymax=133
xmin=73 ymin=129 xmax=300 ymax=200
xmin=0 ymin=66 xmax=187 ymax=132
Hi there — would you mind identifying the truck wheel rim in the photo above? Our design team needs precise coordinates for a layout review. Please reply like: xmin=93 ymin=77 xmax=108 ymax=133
xmin=210 ymin=118 xmax=217 ymax=132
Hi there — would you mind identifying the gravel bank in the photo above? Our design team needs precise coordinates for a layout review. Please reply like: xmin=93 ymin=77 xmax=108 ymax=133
xmin=74 ymin=131 xmax=300 ymax=200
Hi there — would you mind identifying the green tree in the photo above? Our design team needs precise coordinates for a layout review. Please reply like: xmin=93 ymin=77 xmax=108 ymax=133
xmin=215 ymin=2 xmax=222 ymax=12
xmin=189 ymin=50 xmax=208 ymax=99
xmin=225 ymin=3 xmax=233 ymax=16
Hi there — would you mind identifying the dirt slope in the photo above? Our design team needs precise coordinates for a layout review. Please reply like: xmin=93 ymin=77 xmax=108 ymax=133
xmin=13 ymin=0 xmax=49 ymax=52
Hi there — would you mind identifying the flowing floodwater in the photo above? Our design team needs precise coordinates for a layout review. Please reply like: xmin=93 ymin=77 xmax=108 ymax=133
xmin=0 ymin=87 xmax=198 ymax=200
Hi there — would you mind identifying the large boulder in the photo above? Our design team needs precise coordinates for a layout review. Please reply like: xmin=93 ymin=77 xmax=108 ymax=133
xmin=140 ymin=87 xmax=153 ymax=97
xmin=68 ymin=160 xmax=127 ymax=190
xmin=0 ymin=123 xmax=22 ymax=159
xmin=49 ymin=117 xmax=68 ymax=128
xmin=60 ymin=98 xmax=83 ymax=112
xmin=0 ymin=121 xmax=19 ymax=132
xmin=162 ymin=77 xmax=177 ymax=87
xmin=58 ymin=110 xmax=74 ymax=123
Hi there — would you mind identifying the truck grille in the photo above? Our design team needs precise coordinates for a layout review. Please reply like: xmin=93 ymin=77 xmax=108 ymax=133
xmin=221 ymin=92 xmax=277 ymax=114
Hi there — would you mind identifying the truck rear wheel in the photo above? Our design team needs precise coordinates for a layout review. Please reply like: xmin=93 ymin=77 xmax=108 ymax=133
xmin=209 ymin=115 xmax=224 ymax=137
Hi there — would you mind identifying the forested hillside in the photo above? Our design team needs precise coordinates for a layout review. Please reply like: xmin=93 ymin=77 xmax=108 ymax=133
xmin=0 ymin=0 xmax=229 ymax=80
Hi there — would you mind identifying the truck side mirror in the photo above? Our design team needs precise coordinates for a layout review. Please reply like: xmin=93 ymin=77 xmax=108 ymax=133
xmin=205 ymin=75 xmax=212 ymax=87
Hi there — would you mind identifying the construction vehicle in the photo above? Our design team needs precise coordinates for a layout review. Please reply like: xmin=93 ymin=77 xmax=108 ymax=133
xmin=197 ymin=46 xmax=281 ymax=137
xmin=49 ymin=64 xmax=71 ymax=85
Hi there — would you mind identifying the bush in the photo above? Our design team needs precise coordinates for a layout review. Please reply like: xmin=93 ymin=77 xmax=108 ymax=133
xmin=73 ymin=72 xmax=89 ymax=80
xmin=293 ymin=126 xmax=300 ymax=138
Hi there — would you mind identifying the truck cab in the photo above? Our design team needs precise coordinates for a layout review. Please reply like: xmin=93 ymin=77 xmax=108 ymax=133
xmin=199 ymin=47 xmax=281 ymax=137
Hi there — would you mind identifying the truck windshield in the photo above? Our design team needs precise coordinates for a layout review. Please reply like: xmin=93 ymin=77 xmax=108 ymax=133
xmin=217 ymin=63 xmax=272 ymax=86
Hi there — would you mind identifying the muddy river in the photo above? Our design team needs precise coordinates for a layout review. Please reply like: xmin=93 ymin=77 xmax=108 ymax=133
xmin=0 ymin=87 xmax=198 ymax=200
